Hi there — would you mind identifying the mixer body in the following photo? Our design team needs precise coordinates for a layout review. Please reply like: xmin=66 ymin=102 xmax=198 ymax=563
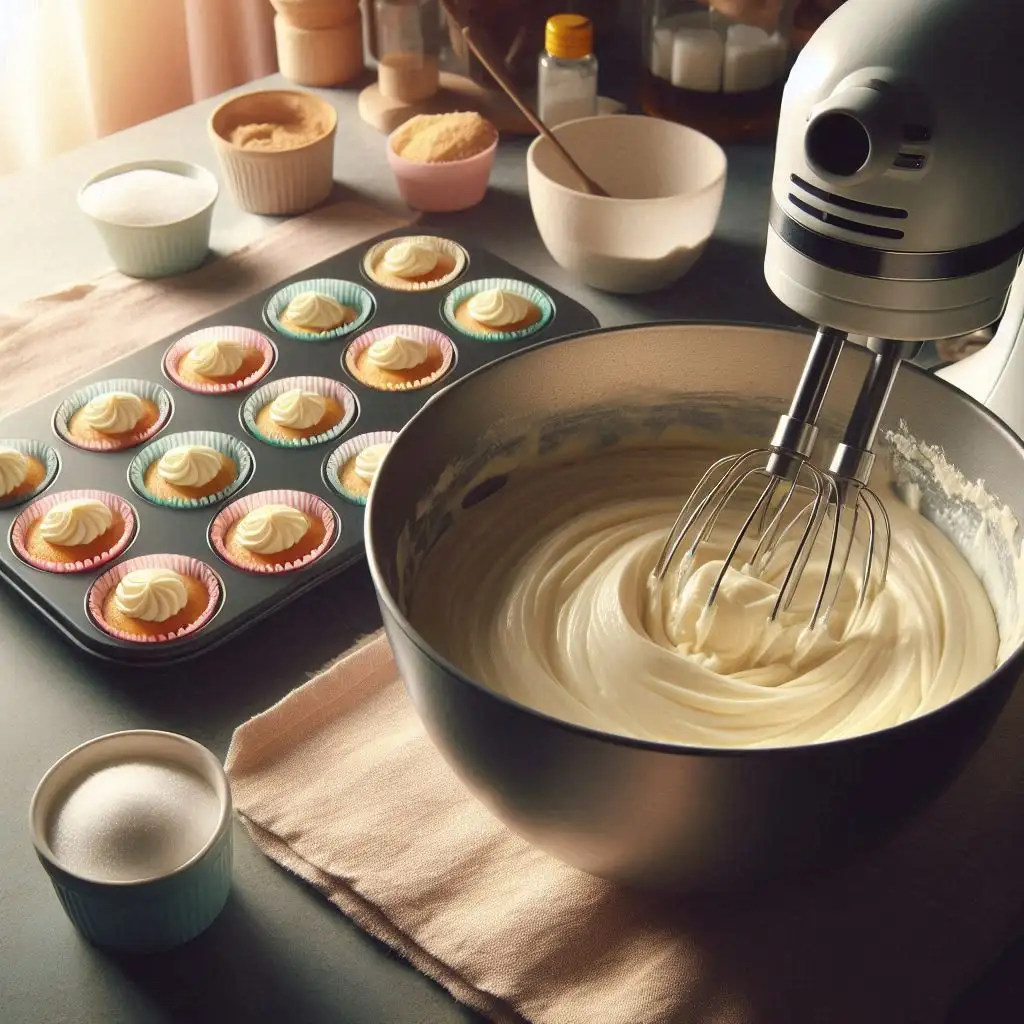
xmin=765 ymin=0 xmax=1024 ymax=343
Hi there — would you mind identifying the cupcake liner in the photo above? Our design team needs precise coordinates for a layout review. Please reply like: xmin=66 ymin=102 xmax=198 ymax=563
xmin=263 ymin=278 xmax=375 ymax=341
xmin=442 ymin=278 xmax=554 ymax=342
xmin=343 ymin=325 xmax=456 ymax=392
xmin=241 ymin=375 xmax=357 ymax=449
xmin=324 ymin=430 xmax=398 ymax=505
xmin=362 ymin=235 xmax=468 ymax=292
xmin=209 ymin=489 xmax=337 ymax=575
xmin=53 ymin=378 xmax=173 ymax=452
xmin=87 ymin=554 xmax=222 ymax=645
xmin=128 ymin=430 xmax=254 ymax=510
xmin=0 ymin=439 xmax=60 ymax=509
xmin=163 ymin=325 xmax=277 ymax=395
xmin=11 ymin=489 xmax=136 ymax=575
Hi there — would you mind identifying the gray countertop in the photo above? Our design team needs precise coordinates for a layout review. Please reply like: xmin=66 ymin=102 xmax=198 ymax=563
xmin=0 ymin=73 xmax=1015 ymax=1023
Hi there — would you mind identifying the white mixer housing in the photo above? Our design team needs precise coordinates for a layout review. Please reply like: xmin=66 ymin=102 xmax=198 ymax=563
xmin=765 ymin=0 xmax=1024 ymax=342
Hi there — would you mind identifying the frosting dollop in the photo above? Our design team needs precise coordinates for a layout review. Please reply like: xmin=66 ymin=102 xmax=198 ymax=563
xmin=268 ymin=389 xmax=326 ymax=430
xmin=366 ymin=334 xmax=430 ymax=371
xmin=382 ymin=241 xmax=439 ymax=279
xmin=354 ymin=443 xmax=392 ymax=484
xmin=281 ymin=292 xmax=349 ymax=331
xmin=39 ymin=498 xmax=114 ymax=546
xmin=81 ymin=391 xmax=145 ymax=434
xmin=114 ymin=568 xmax=189 ymax=622
xmin=157 ymin=445 xmax=223 ymax=488
xmin=466 ymin=289 xmax=533 ymax=328
xmin=235 ymin=504 xmax=309 ymax=554
xmin=410 ymin=444 xmax=1007 ymax=749
xmin=0 ymin=446 xmax=29 ymax=496
xmin=185 ymin=338 xmax=245 ymax=378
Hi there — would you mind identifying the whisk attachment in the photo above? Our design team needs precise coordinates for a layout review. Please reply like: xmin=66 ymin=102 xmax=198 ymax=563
xmin=653 ymin=329 xmax=905 ymax=633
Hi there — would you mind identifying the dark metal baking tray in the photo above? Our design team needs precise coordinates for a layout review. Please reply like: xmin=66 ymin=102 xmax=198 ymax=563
xmin=0 ymin=229 xmax=599 ymax=664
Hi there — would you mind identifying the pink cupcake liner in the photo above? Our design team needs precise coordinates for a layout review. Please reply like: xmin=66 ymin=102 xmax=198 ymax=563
xmin=209 ymin=489 xmax=337 ymax=575
xmin=87 ymin=554 xmax=222 ymax=645
xmin=11 ymin=489 xmax=137 ymax=575
xmin=164 ymin=325 xmax=277 ymax=395
xmin=343 ymin=325 xmax=456 ymax=392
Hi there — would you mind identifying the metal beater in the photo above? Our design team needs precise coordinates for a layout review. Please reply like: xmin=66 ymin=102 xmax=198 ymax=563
xmin=651 ymin=329 xmax=901 ymax=631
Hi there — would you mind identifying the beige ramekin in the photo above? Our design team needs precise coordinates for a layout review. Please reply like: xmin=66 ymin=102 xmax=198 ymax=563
xmin=270 ymin=0 xmax=361 ymax=30
xmin=208 ymin=89 xmax=338 ymax=215
xmin=274 ymin=12 xmax=365 ymax=86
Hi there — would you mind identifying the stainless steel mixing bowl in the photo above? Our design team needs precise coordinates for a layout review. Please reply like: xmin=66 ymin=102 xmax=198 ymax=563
xmin=365 ymin=324 xmax=1024 ymax=892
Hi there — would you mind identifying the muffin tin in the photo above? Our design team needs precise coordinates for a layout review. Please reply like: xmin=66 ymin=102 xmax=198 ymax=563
xmin=0 ymin=230 xmax=599 ymax=663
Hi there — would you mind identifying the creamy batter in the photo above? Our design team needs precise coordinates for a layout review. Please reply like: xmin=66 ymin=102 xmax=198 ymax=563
xmin=409 ymin=443 xmax=1011 ymax=748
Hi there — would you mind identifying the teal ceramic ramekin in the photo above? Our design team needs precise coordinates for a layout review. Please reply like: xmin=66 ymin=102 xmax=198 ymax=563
xmin=29 ymin=730 xmax=233 ymax=954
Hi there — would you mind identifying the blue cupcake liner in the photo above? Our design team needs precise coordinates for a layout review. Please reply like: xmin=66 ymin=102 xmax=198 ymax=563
xmin=263 ymin=278 xmax=375 ymax=342
xmin=324 ymin=430 xmax=398 ymax=506
xmin=53 ymin=378 xmax=173 ymax=452
xmin=242 ymin=375 xmax=358 ymax=450
xmin=0 ymin=439 xmax=60 ymax=509
xmin=442 ymin=278 xmax=554 ymax=342
xmin=128 ymin=430 xmax=253 ymax=510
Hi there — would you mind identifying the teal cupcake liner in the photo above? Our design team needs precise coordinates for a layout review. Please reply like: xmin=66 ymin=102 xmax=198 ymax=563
xmin=128 ymin=430 xmax=253 ymax=510
xmin=53 ymin=378 xmax=173 ymax=452
xmin=0 ymin=439 xmax=60 ymax=509
xmin=241 ymin=375 xmax=358 ymax=450
xmin=263 ymin=278 xmax=375 ymax=342
xmin=324 ymin=430 xmax=398 ymax=506
xmin=442 ymin=278 xmax=554 ymax=342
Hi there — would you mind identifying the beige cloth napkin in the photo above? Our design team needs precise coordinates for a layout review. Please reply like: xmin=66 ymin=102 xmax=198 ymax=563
xmin=226 ymin=630 xmax=1024 ymax=1024
xmin=0 ymin=198 xmax=411 ymax=415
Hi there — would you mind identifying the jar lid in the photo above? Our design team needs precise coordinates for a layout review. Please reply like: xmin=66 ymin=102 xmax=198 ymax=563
xmin=545 ymin=14 xmax=593 ymax=61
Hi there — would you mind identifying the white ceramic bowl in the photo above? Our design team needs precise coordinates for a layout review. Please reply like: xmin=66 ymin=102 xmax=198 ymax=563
xmin=526 ymin=115 xmax=727 ymax=294
xmin=78 ymin=159 xmax=218 ymax=279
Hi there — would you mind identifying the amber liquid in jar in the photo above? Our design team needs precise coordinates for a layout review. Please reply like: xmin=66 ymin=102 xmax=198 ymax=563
xmin=641 ymin=68 xmax=783 ymax=144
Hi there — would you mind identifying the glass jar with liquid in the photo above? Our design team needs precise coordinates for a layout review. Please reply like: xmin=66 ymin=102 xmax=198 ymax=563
xmin=642 ymin=0 xmax=796 ymax=143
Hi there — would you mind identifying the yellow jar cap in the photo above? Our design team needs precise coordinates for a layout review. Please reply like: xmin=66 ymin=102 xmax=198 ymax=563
xmin=545 ymin=14 xmax=594 ymax=61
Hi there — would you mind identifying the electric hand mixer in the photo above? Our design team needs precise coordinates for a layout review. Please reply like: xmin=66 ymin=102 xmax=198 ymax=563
xmin=653 ymin=0 xmax=1024 ymax=630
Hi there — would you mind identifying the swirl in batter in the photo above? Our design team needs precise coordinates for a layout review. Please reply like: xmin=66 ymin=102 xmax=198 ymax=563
xmin=408 ymin=445 xmax=1002 ymax=748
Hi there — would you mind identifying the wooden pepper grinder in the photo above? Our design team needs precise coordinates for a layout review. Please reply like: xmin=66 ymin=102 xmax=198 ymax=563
xmin=271 ymin=0 xmax=366 ymax=86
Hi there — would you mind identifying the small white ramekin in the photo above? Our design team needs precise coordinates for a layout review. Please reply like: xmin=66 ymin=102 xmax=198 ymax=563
xmin=208 ymin=89 xmax=338 ymax=215
xmin=30 ymin=730 xmax=233 ymax=953
xmin=78 ymin=160 xmax=218 ymax=279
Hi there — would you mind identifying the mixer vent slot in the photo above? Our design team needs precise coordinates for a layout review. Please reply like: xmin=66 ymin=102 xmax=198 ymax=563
xmin=790 ymin=175 xmax=908 ymax=219
xmin=787 ymin=194 xmax=905 ymax=240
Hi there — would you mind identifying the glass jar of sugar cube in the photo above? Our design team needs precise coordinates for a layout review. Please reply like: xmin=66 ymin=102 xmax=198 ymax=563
xmin=642 ymin=0 xmax=796 ymax=143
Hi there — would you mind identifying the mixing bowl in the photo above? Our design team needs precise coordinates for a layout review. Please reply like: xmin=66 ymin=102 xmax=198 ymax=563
xmin=366 ymin=324 xmax=1024 ymax=892
xmin=526 ymin=116 xmax=727 ymax=294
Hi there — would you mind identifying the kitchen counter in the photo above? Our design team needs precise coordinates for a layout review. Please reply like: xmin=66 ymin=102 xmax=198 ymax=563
xmin=0 ymin=73 xmax=1017 ymax=1023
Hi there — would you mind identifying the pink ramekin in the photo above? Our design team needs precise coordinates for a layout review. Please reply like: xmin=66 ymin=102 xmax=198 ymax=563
xmin=386 ymin=131 xmax=497 ymax=214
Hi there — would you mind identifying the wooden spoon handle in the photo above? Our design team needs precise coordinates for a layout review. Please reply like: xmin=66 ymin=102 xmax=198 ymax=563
xmin=458 ymin=24 xmax=609 ymax=198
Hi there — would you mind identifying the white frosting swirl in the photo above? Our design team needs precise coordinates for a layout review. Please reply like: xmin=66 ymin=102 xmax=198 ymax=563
xmin=354 ymin=443 xmax=391 ymax=484
xmin=269 ymin=389 xmax=326 ymax=430
xmin=81 ymin=391 xmax=144 ymax=434
xmin=39 ymin=498 xmax=114 ymax=546
xmin=282 ymin=292 xmax=349 ymax=331
xmin=114 ymin=568 xmax=189 ymax=622
xmin=382 ymin=241 xmax=439 ymax=279
xmin=235 ymin=504 xmax=309 ymax=554
xmin=466 ymin=289 xmax=533 ymax=328
xmin=157 ymin=445 xmax=223 ymax=488
xmin=410 ymin=445 xmax=1006 ymax=749
xmin=366 ymin=334 xmax=430 ymax=371
xmin=0 ymin=446 xmax=29 ymax=496
xmin=185 ymin=338 xmax=245 ymax=378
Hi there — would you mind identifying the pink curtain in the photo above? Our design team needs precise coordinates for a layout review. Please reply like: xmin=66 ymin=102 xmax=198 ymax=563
xmin=0 ymin=0 xmax=278 ymax=174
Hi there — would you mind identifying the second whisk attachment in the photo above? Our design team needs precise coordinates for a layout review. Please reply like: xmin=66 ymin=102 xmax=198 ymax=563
xmin=652 ymin=328 xmax=901 ymax=632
